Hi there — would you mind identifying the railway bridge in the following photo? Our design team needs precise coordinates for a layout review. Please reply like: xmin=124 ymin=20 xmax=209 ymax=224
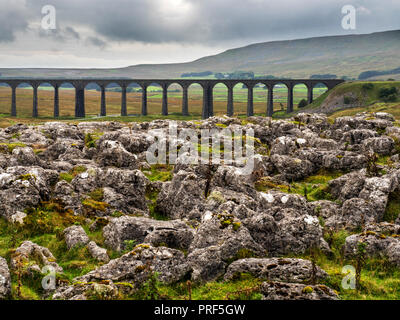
xmin=0 ymin=78 xmax=345 ymax=119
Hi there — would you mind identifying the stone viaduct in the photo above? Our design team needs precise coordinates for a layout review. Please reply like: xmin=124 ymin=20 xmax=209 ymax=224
xmin=0 ymin=78 xmax=344 ymax=119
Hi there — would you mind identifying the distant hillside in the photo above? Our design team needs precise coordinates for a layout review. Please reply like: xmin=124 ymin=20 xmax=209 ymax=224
xmin=1 ymin=30 xmax=399 ymax=79
xmin=299 ymin=81 xmax=400 ymax=115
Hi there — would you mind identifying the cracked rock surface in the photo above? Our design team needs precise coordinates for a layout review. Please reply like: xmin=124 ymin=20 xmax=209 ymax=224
xmin=1 ymin=112 xmax=400 ymax=300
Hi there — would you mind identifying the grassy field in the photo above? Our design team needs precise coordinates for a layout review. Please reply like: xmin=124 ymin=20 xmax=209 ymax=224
xmin=0 ymin=84 xmax=327 ymax=125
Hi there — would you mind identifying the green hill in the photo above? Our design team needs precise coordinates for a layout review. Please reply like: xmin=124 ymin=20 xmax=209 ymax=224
xmin=294 ymin=81 xmax=400 ymax=118
xmin=1 ymin=30 xmax=400 ymax=79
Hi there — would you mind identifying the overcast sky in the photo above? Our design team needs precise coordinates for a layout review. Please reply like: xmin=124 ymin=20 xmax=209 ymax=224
xmin=0 ymin=0 xmax=399 ymax=68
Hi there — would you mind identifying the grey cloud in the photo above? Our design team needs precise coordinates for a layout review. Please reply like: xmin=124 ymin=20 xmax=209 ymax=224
xmin=65 ymin=26 xmax=80 ymax=40
xmin=8 ymin=0 xmax=400 ymax=46
xmin=0 ymin=0 xmax=31 ymax=42
xmin=85 ymin=36 xmax=106 ymax=48
xmin=38 ymin=26 xmax=81 ymax=42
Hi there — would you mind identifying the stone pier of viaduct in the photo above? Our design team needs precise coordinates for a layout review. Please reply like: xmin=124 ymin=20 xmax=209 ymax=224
xmin=0 ymin=78 xmax=344 ymax=119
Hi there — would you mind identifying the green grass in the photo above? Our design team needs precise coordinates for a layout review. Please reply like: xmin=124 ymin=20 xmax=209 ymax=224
xmin=158 ymin=273 xmax=263 ymax=300
xmin=384 ymin=192 xmax=400 ymax=223
xmin=318 ymin=254 xmax=400 ymax=300
xmin=328 ymin=102 xmax=400 ymax=121
xmin=145 ymin=187 xmax=169 ymax=221
xmin=0 ymin=142 xmax=27 ymax=153
xmin=255 ymin=169 xmax=343 ymax=202
xmin=143 ymin=164 xmax=173 ymax=182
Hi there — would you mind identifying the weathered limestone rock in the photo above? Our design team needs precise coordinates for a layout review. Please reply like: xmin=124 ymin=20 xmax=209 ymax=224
xmin=52 ymin=280 xmax=119 ymax=300
xmin=270 ymin=154 xmax=314 ymax=181
xmin=0 ymin=166 xmax=59 ymax=220
xmin=1 ymin=113 xmax=400 ymax=301
xmin=344 ymin=232 xmax=400 ymax=267
xmin=76 ymin=245 xmax=190 ymax=285
xmin=99 ymin=168 xmax=149 ymax=212
xmin=187 ymin=211 xmax=265 ymax=282
xmin=63 ymin=225 xmax=90 ymax=249
xmin=224 ymin=258 xmax=327 ymax=282
xmin=362 ymin=136 xmax=394 ymax=155
xmin=103 ymin=216 xmax=194 ymax=252
xmin=0 ymin=257 xmax=11 ymax=299
xmin=11 ymin=241 xmax=63 ymax=274
xmin=329 ymin=171 xmax=366 ymax=201
xmin=157 ymin=170 xmax=207 ymax=220
xmin=87 ymin=241 xmax=110 ymax=263
xmin=260 ymin=282 xmax=339 ymax=300
xmin=322 ymin=151 xmax=366 ymax=171
xmin=310 ymin=200 xmax=340 ymax=219
xmin=11 ymin=147 xmax=40 ymax=166
xmin=95 ymin=140 xmax=138 ymax=168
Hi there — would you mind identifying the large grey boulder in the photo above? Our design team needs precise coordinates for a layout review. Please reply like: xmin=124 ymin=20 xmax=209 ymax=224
xmin=103 ymin=216 xmax=194 ymax=252
xmin=224 ymin=258 xmax=328 ymax=283
xmin=11 ymin=241 xmax=63 ymax=274
xmin=270 ymin=154 xmax=314 ymax=181
xmin=63 ymin=225 xmax=90 ymax=250
xmin=362 ymin=136 xmax=395 ymax=155
xmin=211 ymin=166 xmax=257 ymax=197
xmin=99 ymin=168 xmax=149 ymax=212
xmin=95 ymin=140 xmax=138 ymax=168
xmin=340 ymin=129 xmax=378 ymax=145
xmin=187 ymin=210 xmax=265 ymax=282
xmin=260 ymin=282 xmax=339 ymax=300
xmin=87 ymin=241 xmax=110 ymax=263
xmin=329 ymin=171 xmax=366 ymax=201
xmin=76 ymin=245 xmax=190 ymax=285
xmin=157 ymin=170 xmax=207 ymax=220
xmin=11 ymin=147 xmax=40 ymax=166
xmin=322 ymin=151 xmax=366 ymax=171
xmin=52 ymin=281 xmax=120 ymax=300
xmin=0 ymin=166 xmax=58 ymax=222
xmin=344 ymin=232 xmax=400 ymax=267
xmin=42 ymin=138 xmax=83 ymax=160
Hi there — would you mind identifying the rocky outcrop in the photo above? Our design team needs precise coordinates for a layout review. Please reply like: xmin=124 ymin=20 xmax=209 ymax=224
xmin=103 ymin=216 xmax=194 ymax=252
xmin=53 ymin=280 xmax=120 ymax=300
xmin=87 ymin=241 xmax=110 ymax=263
xmin=11 ymin=241 xmax=63 ymax=274
xmin=344 ymin=231 xmax=400 ymax=267
xmin=157 ymin=170 xmax=207 ymax=220
xmin=260 ymin=282 xmax=339 ymax=300
xmin=224 ymin=258 xmax=327 ymax=282
xmin=63 ymin=225 xmax=90 ymax=249
xmin=1 ymin=111 xmax=400 ymax=300
xmin=76 ymin=244 xmax=190 ymax=285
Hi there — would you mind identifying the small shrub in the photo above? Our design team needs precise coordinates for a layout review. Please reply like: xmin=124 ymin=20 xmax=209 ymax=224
xmin=298 ymin=99 xmax=308 ymax=108
xmin=123 ymin=240 xmax=137 ymax=253
xmin=343 ymin=96 xmax=353 ymax=104
xmin=355 ymin=241 xmax=367 ymax=292
xmin=84 ymin=132 xmax=103 ymax=149
xmin=378 ymin=86 xmax=398 ymax=102
xmin=362 ymin=83 xmax=374 ymax=91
